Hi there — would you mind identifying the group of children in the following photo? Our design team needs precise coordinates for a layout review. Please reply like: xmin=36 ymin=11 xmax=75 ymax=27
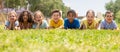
xmin=5 ymin=9 xmax=118 ymax=30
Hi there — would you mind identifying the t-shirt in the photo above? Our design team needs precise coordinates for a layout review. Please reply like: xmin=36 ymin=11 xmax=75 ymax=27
xmin=99 ymin=20 xmax=117 ymax=30
xmin=49 ymin=18 xmax=64 ymax=28
xmin=32 ymin=20 xmax=48 ymax=29
xmin=81 ymin=19 xmax=98 ymax=29
xmin=64 ymin=18 xmax=80 ymax=29
xmin=5 ymin=20 xmax=19 ymax=27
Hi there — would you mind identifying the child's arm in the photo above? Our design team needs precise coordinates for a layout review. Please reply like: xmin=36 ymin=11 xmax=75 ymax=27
xmin=82 ymin=23 xmax=86 ymax=29
xmin=48 ymin=20 xmax=55 ymax=29
xmin=9 ymin=22 xmax=15 ymax=30
xmin=99 ymin=22 xmax=104 ymax=30
xmin=58 ymin=20 xmax=64 ymax=29
xmin=75 ymin=20 xmax=80 ymax=29
xmin=64 ymin=20 xmax=68 ymax=29
xmin=35 ymin=23 xmax=40 ymax=29
xmin=44 ymin=21 xmax=49 ymax=29
xmin=80 ymin=20 xmax=86 ymax=29
xmin=95 ymin=23 xmax=99 ymax=29
xmin=14 ymin=21 xmax=20 ymax=30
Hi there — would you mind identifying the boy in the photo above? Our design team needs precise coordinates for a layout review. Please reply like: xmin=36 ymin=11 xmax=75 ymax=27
xmin=99 ymin=11 xmax=118 ymax=30
xmin=49 ymin=9 xmax=64 ymax=29
xmin=64 ymin=10 xmax=80 ymax=29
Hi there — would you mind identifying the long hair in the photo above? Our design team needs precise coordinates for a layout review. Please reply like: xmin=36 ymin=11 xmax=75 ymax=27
xmin=18 ymin=10 xmax=33 ymax=23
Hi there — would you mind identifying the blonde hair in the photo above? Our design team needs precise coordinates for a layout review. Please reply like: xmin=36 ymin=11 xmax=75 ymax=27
xmin=34 ymin=10 xmax=44 ymax=19
xmin=7 ymin=11 xmax=17 ymax=20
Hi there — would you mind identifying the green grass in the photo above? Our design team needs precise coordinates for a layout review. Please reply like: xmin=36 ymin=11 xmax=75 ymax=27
xmin=0 ymin=25 xmax=120 ymax=52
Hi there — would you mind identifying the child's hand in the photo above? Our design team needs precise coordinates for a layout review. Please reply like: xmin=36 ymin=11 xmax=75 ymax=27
xmin=15 ymin=26 xmax=20 ymax=30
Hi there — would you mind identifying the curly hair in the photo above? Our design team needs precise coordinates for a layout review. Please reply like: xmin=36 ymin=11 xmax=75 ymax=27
xmin=18 ymin=10 xmax=33 ymax=23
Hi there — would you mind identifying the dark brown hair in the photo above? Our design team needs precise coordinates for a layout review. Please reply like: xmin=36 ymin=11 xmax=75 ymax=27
xmin=51 ymin=9 xmax=61 ymax=16
xmin=18 ymin=10 xmax=33 ymax=23
xmin=67 ymin=10 xmax=76 ymax=17
xmin=105 ymin=10 xmax=114 ymax=17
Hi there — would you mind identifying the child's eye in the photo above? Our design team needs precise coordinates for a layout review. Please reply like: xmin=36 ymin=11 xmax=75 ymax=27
xmin=107 ymin=16 xmax=112 ymax=18
xmin=10 ymin=16 xmax=15 ymax=17
xmin=39 ymin=16 xmax=41 ymax=18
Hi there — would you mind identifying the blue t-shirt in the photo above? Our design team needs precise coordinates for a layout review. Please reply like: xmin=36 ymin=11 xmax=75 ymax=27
xmin=32 ymin=20 xmax=48 ymax=29
xmin=64 ymin=18 xmax=80 ymax=29
xmin=99 ymin=20 xmax=117 ymax=30
xmin=5 ymin=20 xmax=19 ymax=27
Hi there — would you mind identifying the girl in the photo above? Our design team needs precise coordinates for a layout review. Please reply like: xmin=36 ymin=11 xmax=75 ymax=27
xmin=18 ymin=10 xmax=33 ymax=29
xmin=32 ymin=11 xmax=48 ymax=29
xmin=49 ymin=9 xmax=64 ymax=29
xmin=5 ymin=11 xmax=20 ymax=30
xmin=80 ymin=10 xmax=98 ymax=29
xmin=64 ymin=10 xmax=80 ymax=29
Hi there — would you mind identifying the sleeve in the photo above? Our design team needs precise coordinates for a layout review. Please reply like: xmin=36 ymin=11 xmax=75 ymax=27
xmin=5 ymin=21 xmax=10 ymax=29
xmin=75 ymin=20 xmax=80 ymax=28
xmin=64 ymin=19 xmax=67 ymax=29
xmin=113 ymin=21 xmax=117 ymax=29
xmin=49 ymin=19 xmax=53 ymax=27
xmin=80 ymin=20 xmax=84 ymax=27
xmin=15 ymin=21 xmax=19 ymax=27
xmin=5 ymin=21 xmax=9 ymax=27
xmin=44 ymin=20 xmax=49 ymax=28
xmin=99 ymin=21 xmax=104 ymax=29
xmin=59 ymin=19 xmax=64 ymax=27
xmin=32 ymin=24 xmax=36 ymax=29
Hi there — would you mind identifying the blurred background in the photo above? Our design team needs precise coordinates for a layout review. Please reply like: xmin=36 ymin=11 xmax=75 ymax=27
xmin=0 ymin=0 xmax=120 ymax=25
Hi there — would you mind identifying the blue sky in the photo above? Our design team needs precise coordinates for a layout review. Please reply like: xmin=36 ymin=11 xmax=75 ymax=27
xmin=62 ymin=0 xmax=115 ymax=16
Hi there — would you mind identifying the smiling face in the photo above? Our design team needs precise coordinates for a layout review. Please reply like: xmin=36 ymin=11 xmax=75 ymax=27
xmin=52 ymin=12 xmax=61 ymax=22
xmin=23 ymin=11 xmax=28 ymax=22
xmin=34 ymin=13 xmax=42 ymax=22
xmin=67 ymin=13 xmax=75 ymax=22
xmin=105 ymin=13 xmax=113 ymax=23
xmin=8 ymin=12 xmax=17 ymax=22
xmin=86 ymin=12 xmax=94 ymax=24
xmin=86 ymin=10 xmax=95 ymax=24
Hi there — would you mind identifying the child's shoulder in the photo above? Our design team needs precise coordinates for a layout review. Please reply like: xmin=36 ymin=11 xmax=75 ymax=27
xmin=64 ymin=18 xmax=68 ymax=20
xmin=49 ymin=19 xmax=54 ymax=22
xmin=81 ymin=19 xmax=87 ymax=23
xmin=112 ymin=20 xmax=117 ymax=24
xmin=74 ymin=18 xmax=79 ymax=22
xmin=74 ymin=18 xmax=79 ymax=20
xmin=15 ymin=20 xmax=19 ymax=23
xmin=42 ymin=20 xmax=48 ymax=23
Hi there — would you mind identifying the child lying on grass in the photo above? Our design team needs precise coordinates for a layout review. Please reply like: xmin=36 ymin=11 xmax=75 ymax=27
xmin=5 ymin=11 xmax=20 ymax=30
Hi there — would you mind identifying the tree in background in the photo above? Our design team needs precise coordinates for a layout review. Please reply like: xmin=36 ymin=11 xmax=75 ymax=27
xmin=105 ymin=0 xmax=120 ymax=22
xmin=4 ymin=0 xmax=70 ymax=18
xmin=28 ymin=0 xmax=70 ymax=18
xmin=4 ymin=0 xmax=26 ymax=9
xmin=0 ymin=0 xmax=3 ymax=9
xmin=116 ymin=11 xmax=120 ymax=23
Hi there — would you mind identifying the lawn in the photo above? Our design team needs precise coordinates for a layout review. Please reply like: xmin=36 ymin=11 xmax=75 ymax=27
xmin=0 ymin=25 xmax=120 ymax=52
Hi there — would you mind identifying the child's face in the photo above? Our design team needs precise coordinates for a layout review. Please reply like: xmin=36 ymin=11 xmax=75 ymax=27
xmin=23 ymin=12 xmax=28 ymax=22
xmin=35 ymin=13 xmax=42 ymax=22
xmin=105 ymin=13 xmax=113 ymax=23
xmin=52 ymin=12 xmax=61 ymax=22
xmin=67 ymin=13 xmax=74 ymax=21
xmin=8 ymin=13 xmax=16 ymax=22
xmin=86 ymin=12 xmax=94 ymax=24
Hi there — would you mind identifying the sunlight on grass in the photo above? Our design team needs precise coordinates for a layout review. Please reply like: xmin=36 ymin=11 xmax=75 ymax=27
xmin=0 ymin=28 xmax=120 ymax=52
